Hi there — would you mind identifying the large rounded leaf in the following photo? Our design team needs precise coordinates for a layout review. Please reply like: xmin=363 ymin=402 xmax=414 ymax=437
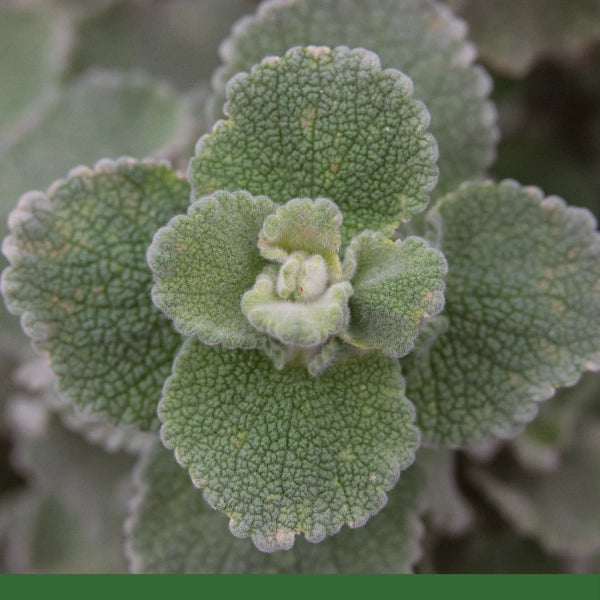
xmin=210 ymin=0 xmax=498 ymax=196
xmin=1 ymin=159 xmax=190 ymax=430
xmin=126 ymin=442 xmax=426 ymax=573
xmin=159 ymin=339 xmax=419 ymax=551
xmin=403 ymin=180 xmax=600 ymax=445
xmin=191 ymin=45 xmax=438 ymax=244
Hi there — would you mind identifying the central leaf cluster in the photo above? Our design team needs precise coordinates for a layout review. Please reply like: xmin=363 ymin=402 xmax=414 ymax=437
xmin=147 ymin=188 xmax=448 ymax=377
xmin=241 ymin=198 xmax=353 ymax=350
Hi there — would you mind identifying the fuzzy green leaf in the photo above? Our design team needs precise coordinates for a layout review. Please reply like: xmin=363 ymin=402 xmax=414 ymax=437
xmin=126 ymin=442 xmax=426 ymax=573
xmin=148 ymin=190 xmax=276 ymax=348
xmin=258 ymin=198 xmax=342 ymax=273
xmin=211 ymin=0 xmax=498 ymax=196
xmin=342 ymin=232 xmax=447 ymax=357
xmin=1 ymin=159 xmax=190 ymax=430
xmin=159 ymin=338 xmax=419 ymax=552
xmin=403 ymin=180 xmax=600 ymax=445
xmin=241 ymin=273 xmax=352 ymax=347
xmin=191 ymin=45 xmax=438 ymax=243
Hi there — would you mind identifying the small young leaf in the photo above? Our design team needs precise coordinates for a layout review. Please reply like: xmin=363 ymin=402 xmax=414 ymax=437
xmin=211 ymin=0 xmax=498 ymax=196
xmin=1 ymin=159 xmax=190 ymax=430
xmin=126 ymin=442 xmax=426 ymax=573
xmin=148 ymin=190 xmax=276 ymax=348
xmin=258 ymin=197 xmax=342 ymax=274
xmin=241 ymin=273 xmax=352 ymax=347
xmin=342 ymin=232 xmax=447 ymax=357
xmin=159 ymin=338 xmax=419 ymax=552
xmin=191 ymin=45 xmax=438 ymax=243
xmin=404 ymin=180 xmax=600 ymax=445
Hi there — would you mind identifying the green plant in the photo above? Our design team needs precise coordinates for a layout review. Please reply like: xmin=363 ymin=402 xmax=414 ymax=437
xmin=1 ymin=0 xmax=600 ymax=573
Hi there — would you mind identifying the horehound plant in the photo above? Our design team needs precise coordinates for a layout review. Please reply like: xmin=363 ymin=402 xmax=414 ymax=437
xmin=2 ymin=0 xmax=600 ymax=573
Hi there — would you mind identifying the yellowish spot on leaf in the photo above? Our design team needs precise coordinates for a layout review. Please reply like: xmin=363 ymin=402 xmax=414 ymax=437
xmin=300 ymin=104 xmax=316 ymax=133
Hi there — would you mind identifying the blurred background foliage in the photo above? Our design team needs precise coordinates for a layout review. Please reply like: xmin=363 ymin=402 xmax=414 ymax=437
xmin=0 ymin=0 xmax=599 ymax=573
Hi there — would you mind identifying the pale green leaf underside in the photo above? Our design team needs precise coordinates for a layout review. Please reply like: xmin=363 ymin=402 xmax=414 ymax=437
xmin=470 ymin=418 xmax=600 ymax=558
xmin=126 ymin=442 xmax=425 ymax=573
xmin=211 ymin=0 xmax=497 ymax=196
xmin=191 ymin=45 xmax=438 ymax=244
xmin=1 ymin=159 xmax=190 ymax=430
xmin=343 ymin=232 xmax=447 ymax=357
xmin=148 ymin=190 xmax=276 ymax=348
xmin=159 ymin=339 xmax=419 ymax=552
xmin=403 ymin=180 xmax=600 ymax=445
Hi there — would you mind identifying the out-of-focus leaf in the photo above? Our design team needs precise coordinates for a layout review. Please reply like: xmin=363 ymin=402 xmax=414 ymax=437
xmin=0 ymin=3 xmax=70 ymax=136
xmin=509 ymin=371 xmax=600 ymax=472
xmin=417 ymin=447 xmax=473 ymax=535
xmin=449 ymin=0 xmax=600 ymax=77
xmin=469 ymin=418 xmax=600 ymax=559
xmin=0 ymin=399 xmax=136 ymax=573
xmin=432 ymin=527 xmax=564 ymax=573
xmin=0 ymin=70 xmax=194 ymax=242
xmin=70 ymin=0 xmax=257 ymax=90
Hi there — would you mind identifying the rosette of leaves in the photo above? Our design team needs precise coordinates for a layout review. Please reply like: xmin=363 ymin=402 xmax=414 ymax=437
xmin=2 ymin=18 xmax=600 ymax=563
